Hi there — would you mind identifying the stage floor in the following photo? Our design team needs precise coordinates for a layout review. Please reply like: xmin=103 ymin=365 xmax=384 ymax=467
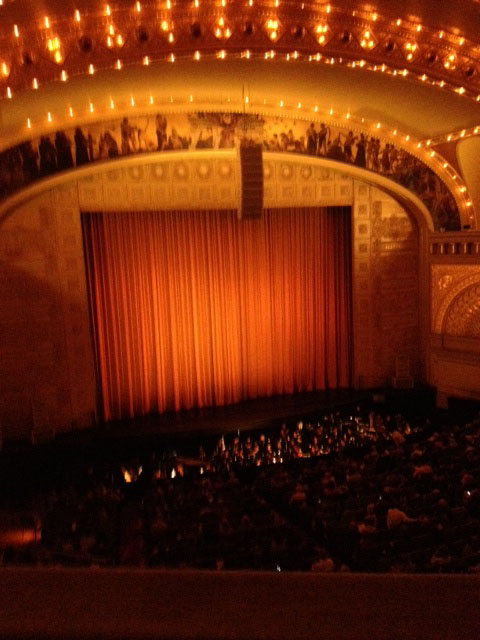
xmin=68 ymin=384 xmax=440 ymax=452
xmin=97 ymin=388 xmax=371 ymax=443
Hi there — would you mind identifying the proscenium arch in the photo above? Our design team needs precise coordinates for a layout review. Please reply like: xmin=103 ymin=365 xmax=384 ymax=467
xmin=0 ymin=143 xmax=425 ymax=434
xmin=0 ymin=146 xmax=433 ymax=233
xmin=0 ymin=102 xmax=464 ymax=231
xmin=0 ymin=55 xmax=476 ymax=228
xmin=1 ymin=0 xmax=479 ymax=226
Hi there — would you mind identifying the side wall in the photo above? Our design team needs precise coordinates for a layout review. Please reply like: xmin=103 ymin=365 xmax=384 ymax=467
xmin=429 ymin=235 xmax=480 ymax=405
xmin=0 ymin=189 xmax=96 ymax=441
xmin=0 ymin=154 xmax=423 ymax=441
xmin=352 ymin=183 xmax=420 ymax=388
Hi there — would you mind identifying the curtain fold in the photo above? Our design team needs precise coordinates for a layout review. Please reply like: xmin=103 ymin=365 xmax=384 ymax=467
xmin=82 ymin=207 xmax=352 ymax=422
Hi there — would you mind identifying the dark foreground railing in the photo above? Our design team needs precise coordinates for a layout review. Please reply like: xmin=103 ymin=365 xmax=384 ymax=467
xmin=0 ymin=568 xmax=478 ymax=640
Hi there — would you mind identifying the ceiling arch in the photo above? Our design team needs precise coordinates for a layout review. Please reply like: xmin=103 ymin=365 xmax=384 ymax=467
xmin=2 ymin=0 xmax=480 ymax=100
xmin=0 ymin=105 xmax=470 ymax=229
xmin=0 ymin=2 xmax=479 ymax=228
xmin=2 ymin=53 xmax=480 ymax=144
xmin=0 ymin=147 xmax=436 ymax=235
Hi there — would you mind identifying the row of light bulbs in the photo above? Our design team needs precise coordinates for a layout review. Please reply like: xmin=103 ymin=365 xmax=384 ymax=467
xmin=1 ymin=21 xmax=475 ymax=69
xmin=3 ymin=47 xmax=480 ymax=106
xmin=0 ymin=0 xmax=254 ymax=18
xmin=0 ymin=2 xmax=478 ymax=80
xmin=426 ymin=125 xmax=480 ymax=146
xmin=0 ymin=2 xmax=473 ymax=50
xmin=15 ymin=91 xmax=473 ymax=215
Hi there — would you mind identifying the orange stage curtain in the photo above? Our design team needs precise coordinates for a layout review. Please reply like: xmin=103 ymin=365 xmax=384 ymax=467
xmin=82 ymin=207 xmax=352 ymax=422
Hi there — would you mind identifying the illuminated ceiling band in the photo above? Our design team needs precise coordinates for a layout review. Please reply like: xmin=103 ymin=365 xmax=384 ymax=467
xmin=1 ymin=1 xmax=480 ymax=101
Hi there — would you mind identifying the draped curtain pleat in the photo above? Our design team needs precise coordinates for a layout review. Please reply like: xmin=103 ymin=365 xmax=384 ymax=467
xmin=81 ymin=207 xmax=352 ymax=422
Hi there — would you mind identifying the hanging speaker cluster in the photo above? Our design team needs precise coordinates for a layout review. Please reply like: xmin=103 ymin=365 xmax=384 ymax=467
xmin=239 ymin=143 xmax=264 ymax=219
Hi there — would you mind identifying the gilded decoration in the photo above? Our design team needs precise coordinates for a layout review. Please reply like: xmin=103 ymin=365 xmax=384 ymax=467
xmin=443 ymin=284 xmax=480 ymax=338
xmin=431 ymin=264 xmax=480 ymax=333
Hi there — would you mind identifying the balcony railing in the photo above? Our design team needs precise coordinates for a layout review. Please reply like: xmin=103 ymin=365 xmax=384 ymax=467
xmin=429 ymin=232 xmax=480 ymax=256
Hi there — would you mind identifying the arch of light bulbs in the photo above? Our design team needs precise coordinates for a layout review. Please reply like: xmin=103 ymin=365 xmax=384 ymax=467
xmin=1 ymin=2 xmax=480 ymax=102
xmin=8 ymin=46 xmax=480 ymax=153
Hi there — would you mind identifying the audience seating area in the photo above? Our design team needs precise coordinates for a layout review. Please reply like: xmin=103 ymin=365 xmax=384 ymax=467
xmin=1 ymin=395 xmax=479 ymax=574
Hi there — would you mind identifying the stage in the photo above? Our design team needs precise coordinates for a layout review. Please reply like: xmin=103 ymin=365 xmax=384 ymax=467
xmin=98 ymin=387 xmax=371 ymax=443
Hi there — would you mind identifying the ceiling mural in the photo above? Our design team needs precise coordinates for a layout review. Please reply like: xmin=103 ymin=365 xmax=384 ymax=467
xmin=0 ymin=111 xmax=461 ymax=230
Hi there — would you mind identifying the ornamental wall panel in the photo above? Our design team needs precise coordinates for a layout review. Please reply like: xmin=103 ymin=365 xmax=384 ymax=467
xmin=443 ymin=285 xmax=480 ymax=338
xmin=150 ymin=185 xmax=171 ymax=205
xmin=352 ymin=183 xmax=419 ymax=388
xmin=264 ymin=158 xmax=353 ymax=209
xmin=126 ymin=184 xmax=151 ymax=206
xmin=428 ymin=263 xmax=480 ymax=403
xmin=104 ymin=185 xmax=128 ymax=207
xmin=352 ymin=180 xmax=376 ymax=387
xmin=78 ymin=182 xmax=104 ymax=210
xmin=431 ymin=264 xmax=480 ymax=335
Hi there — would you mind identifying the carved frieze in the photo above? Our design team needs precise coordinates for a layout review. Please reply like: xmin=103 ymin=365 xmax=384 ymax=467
xmin=431 ymin=264 xmax=480 ymax=334
xmin=443 ymin=284 xmax=480 ymax=338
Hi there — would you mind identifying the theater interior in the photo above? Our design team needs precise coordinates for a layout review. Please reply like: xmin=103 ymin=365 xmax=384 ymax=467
xmin=0 ymin=1 xmax=479 ymax=638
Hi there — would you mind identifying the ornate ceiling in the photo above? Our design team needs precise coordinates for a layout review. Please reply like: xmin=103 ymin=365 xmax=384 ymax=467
xmin=2 ymin=1 xmax=480 ymax=99
xmin=0 ymin=1 xmax=479 ymax=228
